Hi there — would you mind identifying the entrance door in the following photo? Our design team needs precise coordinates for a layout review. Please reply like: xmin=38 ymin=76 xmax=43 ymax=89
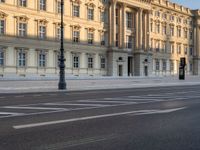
xmin=118 ymin=65 xmax=123 ymax=76
xmin=144 ymin=66 xmax=148 ymax=76
xmin=128 ymin=57 xmax=133 ymax=76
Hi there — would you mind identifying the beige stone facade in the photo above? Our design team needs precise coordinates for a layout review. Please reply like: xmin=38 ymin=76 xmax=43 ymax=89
xmin=0 ymin=0 xmax=199 ymax=78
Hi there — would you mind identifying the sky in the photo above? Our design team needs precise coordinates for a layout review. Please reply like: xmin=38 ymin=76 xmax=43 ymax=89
xmin=170 ymin=0 xmax=200 ymax=10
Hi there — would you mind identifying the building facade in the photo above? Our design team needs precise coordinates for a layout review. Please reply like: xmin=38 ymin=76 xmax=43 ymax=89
xmin=0 ymin=0 xmax=199 ymax=78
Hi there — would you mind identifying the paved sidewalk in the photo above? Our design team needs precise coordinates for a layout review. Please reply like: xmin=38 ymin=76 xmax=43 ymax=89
xmin=0 ymin=76 xmax=200 ymax=93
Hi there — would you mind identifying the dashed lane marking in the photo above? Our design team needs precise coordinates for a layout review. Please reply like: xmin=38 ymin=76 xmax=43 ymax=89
xmin=44 ymin=103 xmax=111 ymax=107
xmin=3 ymin=106 xmax=66 ymax=110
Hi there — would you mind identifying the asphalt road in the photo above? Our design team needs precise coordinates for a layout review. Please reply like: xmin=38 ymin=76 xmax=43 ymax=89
xmin=0 ymin=85 xmax=200 ymax=150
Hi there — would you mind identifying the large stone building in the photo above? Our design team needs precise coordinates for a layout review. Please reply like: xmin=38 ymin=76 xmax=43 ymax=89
xmin=0 ymin=0 xmax=199 ymax=78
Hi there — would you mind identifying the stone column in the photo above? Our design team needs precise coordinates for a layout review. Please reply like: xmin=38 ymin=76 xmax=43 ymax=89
xmin=138 ymin=8 xmax=143 ymax=50
xmin=111 ymin=1 xmax=117 ymax=47
xmin=121 ymin=4 xmax=126 ymax=49
xmin=135 ymin=10 xmax=139 ymax=50
xmin=144 ymin=12 xmax=147 ymax=51
xmin=119 ymin=5 xmax=123 ymax=48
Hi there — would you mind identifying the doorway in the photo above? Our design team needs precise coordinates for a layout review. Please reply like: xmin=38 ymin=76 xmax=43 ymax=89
xmin=128 ymin=57 xmax=133 ymax=76
xmin=144 ymin=66 xmax=148 ymax=76
xmin=118 ymin=65 xmax=123 ymax=76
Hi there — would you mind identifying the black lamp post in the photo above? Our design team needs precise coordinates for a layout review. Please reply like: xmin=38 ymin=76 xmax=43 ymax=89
xmin=58 ymin=0 xmax=66 ymax=90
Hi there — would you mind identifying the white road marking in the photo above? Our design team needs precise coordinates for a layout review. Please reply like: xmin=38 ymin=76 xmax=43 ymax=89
xmin=78 ymin=100 xmax=131 ymax=104
xmin=33 ymin=95 xmax=42 ymax=97
xmin=13 ymin=107 xmax=186 ymax=129
xmin=44 ymin=103 xmax=110 ymax=107
xmin=0 ymin=112 xmax=24 ymax=115
xmin=3 ymin=106 xmax=66 ymax=110
xmin=14 ymin=95 xmax=25 ymax=98
xmin=0 ymin=97 xmax=5 ymax=99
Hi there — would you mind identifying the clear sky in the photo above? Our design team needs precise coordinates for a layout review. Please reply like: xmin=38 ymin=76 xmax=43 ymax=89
xmin=170 ymin=0 xmax=200 ymax=10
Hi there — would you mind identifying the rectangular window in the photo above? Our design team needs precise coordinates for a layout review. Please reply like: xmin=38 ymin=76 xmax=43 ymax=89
xmin=156 ymin=24 xmax=160 ymax=33
xmin=73 ymin=5 xmax=80 ymax=17
xmin=88 ymin=8 xmax=94 ymax=20
xmin=170 ymin=43 xmax=174 ymax=54
xmin=39 ymin=26 xmax=46 ymax=39
xmin=18 ymin=23 xmax=27 ymax=37
xmin=170 ymin=27 xmax=174 ymax=36
xmin=40 ymin=0 xmax=46 ymax=11
xmin=116 ymin=33 xmax=118 ymax=47
xmin=73 ymin=31 xmax=80 ymax=43
xmin=177 ymin=28 xmax=181 ymax=37
xmin=155 ymin=59 xmax=160 ymax=71
xmin=19 ymin=0 xmax=27 ymax=7
xmin=162 ymin=60 xmax=167 ymax=71
xmin=39 ymin=53 xmax=46 ymax=67
xmin=100 ymin=34 xmax=105 ymax=45
xmin=162 ymin=25 xmax=166 ymax=35
xmin=184 ymin=30 xmax=188 ymax=39
xmin=18 ymin=50 xmax=26 ymax=67
xmin=156 ymin=41 xmax=160 ymax=52
xmin=57 ymin=1 xmax=61 ymax=13
xmin=184 ymin=46 xmax=188 ymax=55
xmin=88 ymin=32 xmax=93 ymax=44
xmin=88 ymin=57 xmax=93 ymax=68
xmin=190 ymin=63 xmax=193 ymax=72
xmin=56 ymin=27 xmax=61 ymax=40
xmin=170 ymin=60 xmax=174 ymax=72
xmin=0 ymin=49 xmax=4 ymax=66
xmin=190 ymin=47 xmax=193 ymax=56
xmin=177 ymin=44 xmax=181 ymax=54
xmin=101 ymin=12 xmax=105 ymax=22
xmin=100 ymin=57 xmax=106 ymax=69
xmin=126 ymin=36 xmax=132 ymax=49
xmin=126 ymin=12 xmax=132 ymax=28
xmin=190 ymin=30 xmax=193 ymax=40
xmin=115 ymin=9 xmax=118 ymax=25
xmin=0 ymin=20 xmax=5 ymax=35
xmin=73 ymin=56 xmax=79 ymax=68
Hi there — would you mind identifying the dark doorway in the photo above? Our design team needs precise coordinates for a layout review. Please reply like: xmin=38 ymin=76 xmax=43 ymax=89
xmin=144 ymin=66 xmax=148 ymax=76
xmin=128 ymin=57 xmax=133 ymax=76
xmin=118 ymin=65 xmax=123 ymax=76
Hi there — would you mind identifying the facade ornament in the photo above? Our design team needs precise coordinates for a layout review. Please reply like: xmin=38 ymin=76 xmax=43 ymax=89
xmin=35 ymin=19 xmax=48 ymax=25
xmin=0 ymin=11 xmax=8 ymax=19
xmin=70 ymin=24 xmax=81 ymax=30
xmin=14 ymin=15 xmax=29 ymax=22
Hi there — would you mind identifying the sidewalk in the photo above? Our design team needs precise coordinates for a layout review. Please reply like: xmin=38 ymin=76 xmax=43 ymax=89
xmin=0 ymin=76 xmax=200 ymax=94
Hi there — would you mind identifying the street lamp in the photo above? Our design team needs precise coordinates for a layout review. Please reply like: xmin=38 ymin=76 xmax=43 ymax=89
xmin=58 ymin=0 xmax=66 ymax=90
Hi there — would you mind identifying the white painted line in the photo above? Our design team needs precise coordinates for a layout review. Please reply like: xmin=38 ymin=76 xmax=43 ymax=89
xmin=78 ymin=100 xmax=128 ymax=104
xmin=0 ymin=97 xmax=5 ymax=99
xmin=45 ymin=103 xmax=110 ymax=107
xmin=14 ymin=95 xmax=25 ymax=98
xmin=13 ymin=107 xmax=186 ymax=129
xmin=0 ymin=112 xmax=24 ymax=115
xmin=3 ymin=106 xmax=66 ymax=110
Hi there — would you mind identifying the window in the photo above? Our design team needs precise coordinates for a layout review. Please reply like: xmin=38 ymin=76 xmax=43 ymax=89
xmin=163 ymin=42 xmax=167 ymax=53
xmin=88 ymin=56 xmax=93 ymax=68
xmin=73 ymin=56 xmax=79 ymax=68
xmin=39 ymin=52 xmax=46 ymax=67
xmin=100 ymin=57 xmax=106 ymax=69
xmin=177 ymin=28 xmax=181 ymax=37
xmin=40 ymin=0 xmax=46 ymax=11
xmin=126 ymin=12 xmax=132 ymax=28
xmin=73 ymin=31 xmax=80 ymax=43
xmin=39 ymin=25 xmax=46 ymax=39
xmin=116 ymin=33 xmax=118 ymax=47
xmin=170 ymin=26 xmax=174 ymax=36
xmin=101 ymin=12 xmax=105 ymax=22
xmin=170 ymin=60 xmax=174 ymax=72
xmin=190 ymin=62 xmax=193 ymax=72
xmin=156 ymin=24 xmax=160 ymax=33
xmin=56 ymin=27 xmax=61 ymax=40
xmin=162 ymin=60 xmax=167 ymax=71
xmin=18 ymin=23 xmax=27 ymax=37
xmin=190 ymin=30 xmax=193 ymax=40
xmin=170 ymin=43 xmax=174 ymax=54
xmin=162 ymin=25 xmax=167 ymax=35
xmin=170 ymin=15 xmax=174 ymax=21
xmin=162 ymin=13 xmax=167 ymax=20
xmin=184 ymin=30 xmax=188 ymax=38
xmin=155 ymin=59 xmax=160 ymax=71
xmin=0 ymin=48 xmax=4 ymax=66
xmin=184 ymin=46 xmax=188 ymax=55
xmin=18 ymin=49 xmax=26 ymax=67
xmin=115 ymin=9 xmax=118 ymax=25
xmin=88 ymin=32 xmax=93 ymax=44
xmin=57 ymin=1 xmax=61 ymax=13
xmin=150 ymin=22 xmax=153 ymax=32
xmin=126 ymin=36 xmax=132 ymax=49
xmin=190 ymin=47 xmax=193 ymax=56
xmin=155 ymin=11 xmax=160 ymax=17
xmin=88 ymin=8 xmax=94 ymax=20
xmin=19 ymin=0 xmax=27 ymax=7
xmin=155 ymin=41 xmax=160 ymax=52
xmin=100 ymin=33 xmax=105 ymax=45
xmin=73 ymin=5 xmax=80 ymax=17
xmin=177 ymin=44 xmax=181 ymax=54
xmin=0 ymin=20 xmax=5 ymax=35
